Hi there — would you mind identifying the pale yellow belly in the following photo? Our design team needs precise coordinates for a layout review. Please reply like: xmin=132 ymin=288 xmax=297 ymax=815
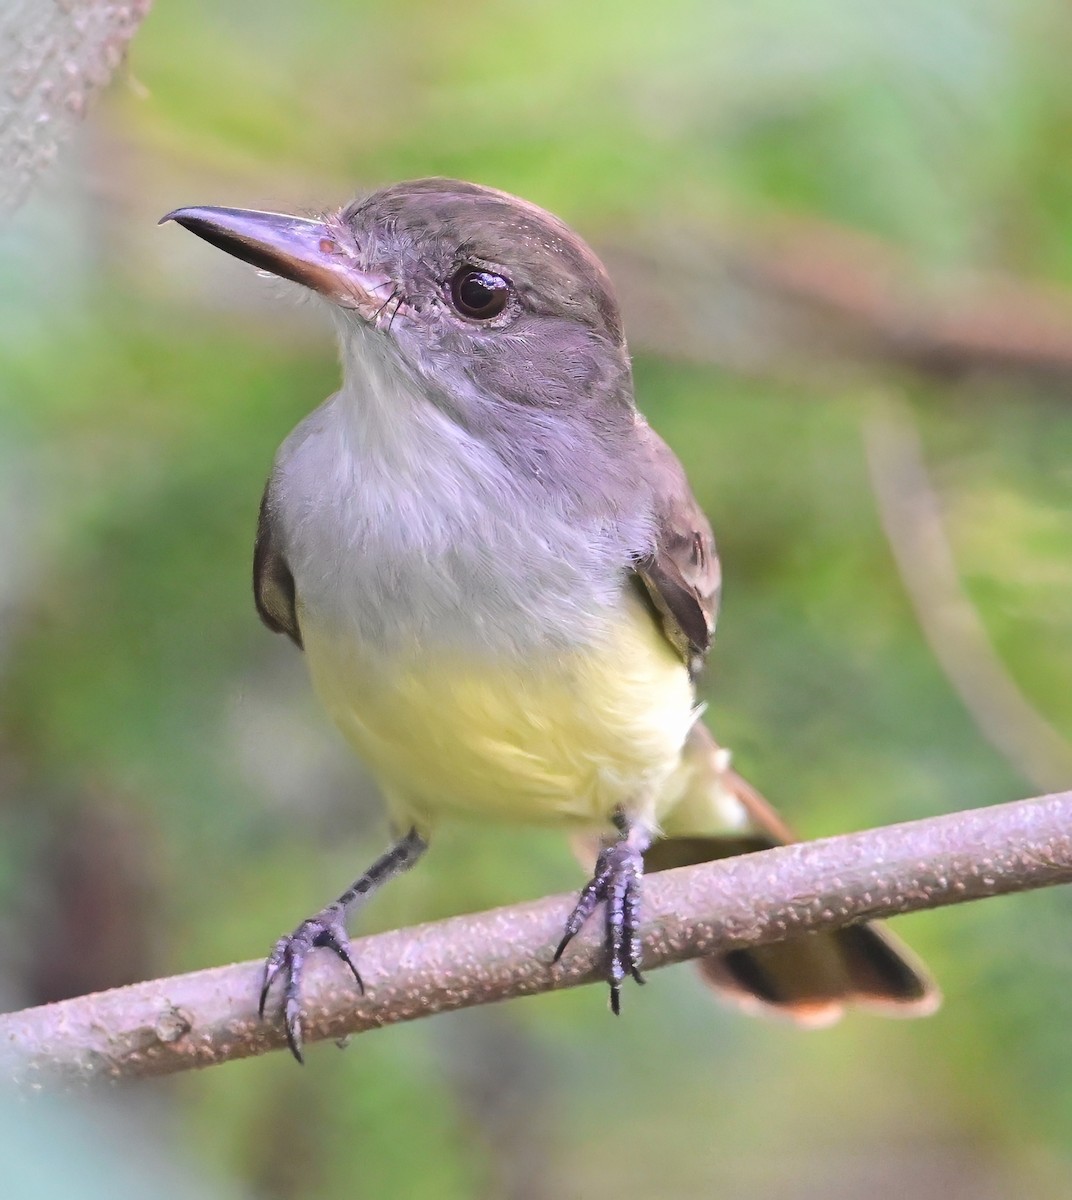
xmin=301 ymin=590 xmax=698 ymax=834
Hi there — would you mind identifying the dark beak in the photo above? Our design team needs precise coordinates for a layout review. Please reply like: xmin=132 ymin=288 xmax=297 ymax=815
xmin=160 ymin=206 xmax=394 ymax=315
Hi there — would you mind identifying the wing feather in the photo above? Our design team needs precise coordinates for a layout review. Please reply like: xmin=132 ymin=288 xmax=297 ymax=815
xmin=253 ymin=482 xmax=303 ymax=648
xmin=632 ymin=421 xmax=720 ymax=676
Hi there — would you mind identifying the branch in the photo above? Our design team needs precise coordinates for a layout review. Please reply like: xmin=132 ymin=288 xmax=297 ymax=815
xmin=602 ymin=214 xmax=1072 ymax=388
xmin=2 ymin=791 xmax=1071 ymax=1090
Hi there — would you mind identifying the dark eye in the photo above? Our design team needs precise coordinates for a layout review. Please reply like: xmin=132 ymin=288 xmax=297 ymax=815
xmin=449 ymin=267 xmax=511 ymax=319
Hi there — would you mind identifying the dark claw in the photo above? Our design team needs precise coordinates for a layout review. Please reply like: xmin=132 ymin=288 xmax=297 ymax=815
xmin=258 ymin=906 xmax=363 ymax=1062
xmin=552 ymin=876 xmax=601 ymax=963
xmin=284 ymin=1002 xmax=304 ymax=1063
xmin=554 ymin=839 xmax=645 ymax=1011
xmin=317 ymin=924 xmax=365 ymax=992
xmin=258 ymin=949 xmax=285 ymax=1018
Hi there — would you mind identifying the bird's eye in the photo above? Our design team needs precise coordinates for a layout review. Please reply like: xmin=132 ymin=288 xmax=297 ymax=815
xmin=449 ymin=267 xmax=511 ymax=319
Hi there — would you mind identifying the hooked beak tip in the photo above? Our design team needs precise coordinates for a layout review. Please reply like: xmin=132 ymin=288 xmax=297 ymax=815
xmin=158 ymin=207 xmax=203 ymax=228
xmin=158 ymin=206 xmax=230 ymax=232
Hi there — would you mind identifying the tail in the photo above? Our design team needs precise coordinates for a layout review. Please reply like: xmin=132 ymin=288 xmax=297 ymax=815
xmin=649 ymin=725 xmax=940 ymax=1026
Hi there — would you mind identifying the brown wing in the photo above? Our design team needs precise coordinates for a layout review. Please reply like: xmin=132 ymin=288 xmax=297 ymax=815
xmin=253 ymin=481 xmax=303 ymax=648
xmin=632 ymin=420 xmax=720 ymax=677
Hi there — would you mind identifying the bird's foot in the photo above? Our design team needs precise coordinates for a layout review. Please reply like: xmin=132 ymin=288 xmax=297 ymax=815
xmin=553 ymin=831 xmax=646 ymax=1014
xmin=259 ymin=904 xmax=363 ymax=1063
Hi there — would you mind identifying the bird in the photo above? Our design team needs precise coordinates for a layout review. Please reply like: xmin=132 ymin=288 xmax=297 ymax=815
xmin=162 ymin=178 xmax=939 ymax=1061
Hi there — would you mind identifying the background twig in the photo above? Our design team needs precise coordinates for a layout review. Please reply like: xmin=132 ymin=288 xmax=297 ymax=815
xmin=864 ymin=398 xmax=1072 ymax=791
xmin=3 ymin=790 xmax=1071 ymax=1092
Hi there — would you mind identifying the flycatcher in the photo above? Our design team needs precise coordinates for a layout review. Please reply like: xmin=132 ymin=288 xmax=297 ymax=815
xmin=163 ymin=179 xmax=938 ymax=1060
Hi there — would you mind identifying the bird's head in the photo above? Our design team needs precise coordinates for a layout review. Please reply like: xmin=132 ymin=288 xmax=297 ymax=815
xmin=162 ymin=178 xmax=633 ymax=421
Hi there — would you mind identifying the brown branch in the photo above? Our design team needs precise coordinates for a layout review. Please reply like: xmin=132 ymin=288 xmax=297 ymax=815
xmin=601 ymin=214 xmax=1072 ymax=387
xmin=2 ymin=790 xmax=1071 ymax=1091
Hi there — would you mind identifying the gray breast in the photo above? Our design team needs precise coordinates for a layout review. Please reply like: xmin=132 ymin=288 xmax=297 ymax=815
xmin=270 ymin=388 xmax=654 ymax=663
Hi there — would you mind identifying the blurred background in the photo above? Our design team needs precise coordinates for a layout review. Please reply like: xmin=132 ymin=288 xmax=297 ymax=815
xmin=2 ymin=1 xmax=1072 ymax=1196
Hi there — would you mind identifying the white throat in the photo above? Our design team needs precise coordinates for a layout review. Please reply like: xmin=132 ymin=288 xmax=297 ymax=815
xmin=271 ymin=321 xmax=641 ymax=664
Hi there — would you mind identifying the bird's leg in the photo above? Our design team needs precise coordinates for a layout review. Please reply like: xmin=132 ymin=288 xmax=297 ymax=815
xmin=553 ymin=808 xmax=651 ymax=1014
xmin=259 ymin=827 xmax=427 ymax=1062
